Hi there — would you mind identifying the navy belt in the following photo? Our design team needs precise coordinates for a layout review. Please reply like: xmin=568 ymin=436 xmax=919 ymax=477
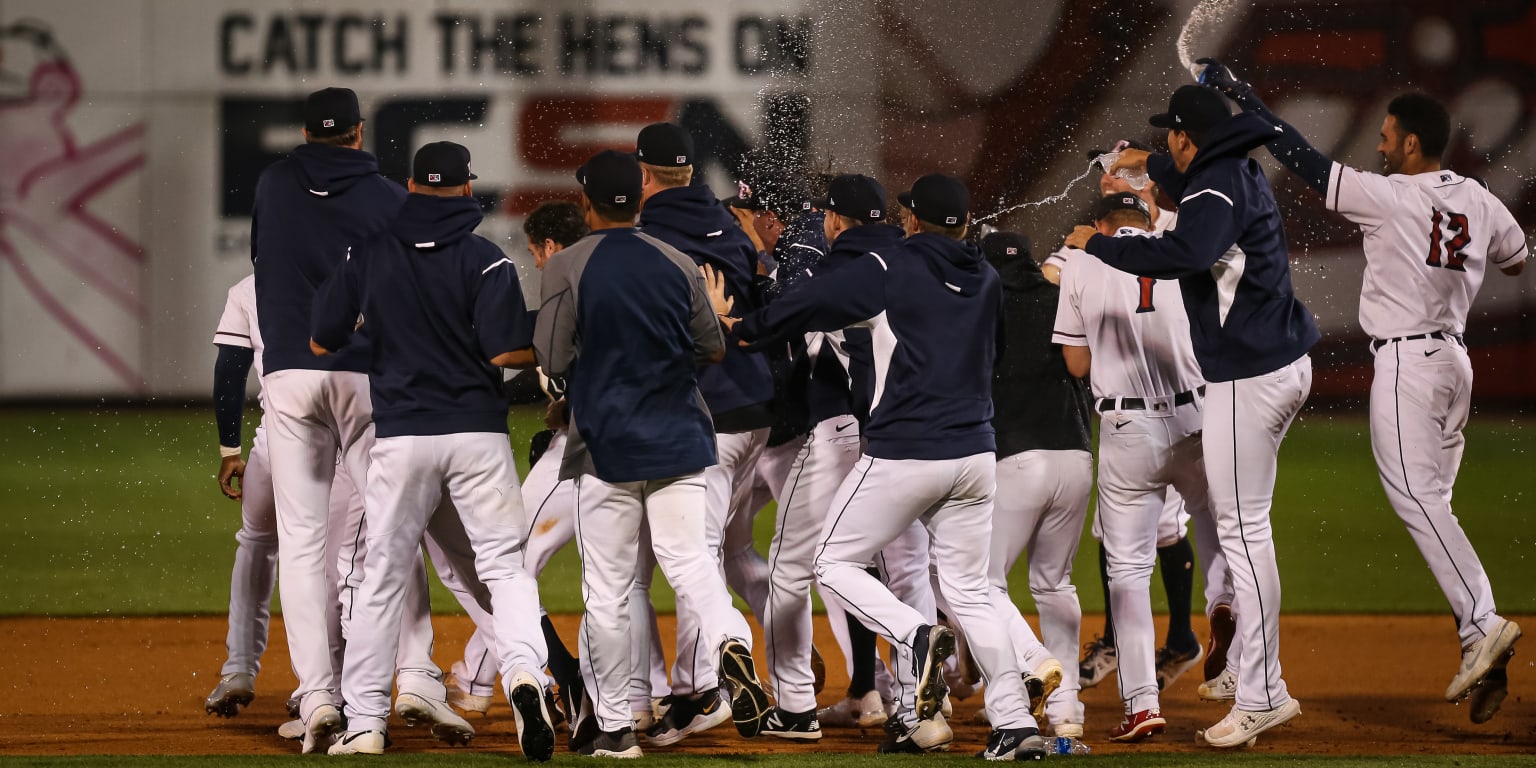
xmin=1097 ymin=385 xmax=1206 ymax=413
xmin=1371 ymin=331 xmax=1461 ymax=352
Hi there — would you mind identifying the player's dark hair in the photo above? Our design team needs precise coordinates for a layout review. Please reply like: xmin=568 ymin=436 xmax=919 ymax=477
xmin=524 ymin=201 xmax=588 ymax=247
xmin=1182 ymin=128 xmax=1206 ymax=150
xmin=306 ymin=126 xmax=360 ymax=147
xmin=914 ymin=218 xmax=968 ymax=240
xmin=1099 ymin=209 xmax=1151 ymax=231
xmin=1387 ymin=93 xmax=1451 ymax=158
xmin=589 ymin=197 xmax=640 ymax=223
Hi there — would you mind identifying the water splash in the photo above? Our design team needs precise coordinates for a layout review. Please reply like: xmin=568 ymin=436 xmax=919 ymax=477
xmin=973 ymin=162 xmax=1099 ymax=223
xmin=1176 ymin=0 xmax=1239 ymax=79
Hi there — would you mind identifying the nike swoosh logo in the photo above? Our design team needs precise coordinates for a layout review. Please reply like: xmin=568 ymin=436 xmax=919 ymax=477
xmin=1424 ymin=349 xmax=1440 ymax=357
xmin=1114 ymin=421 xmax=1130 ymax=429
xmin=835 ymin=422 xmax=854 ymax=432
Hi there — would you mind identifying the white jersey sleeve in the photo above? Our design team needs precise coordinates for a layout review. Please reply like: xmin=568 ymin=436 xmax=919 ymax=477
xmin=1487 ymin=203 xmax=1529 ymax=267
xmin=212 ymin=274 xmax=265 ymax=381
xmin=1326 ymin=162 xmax=1398 ymax=229
xmin=1051 ymin=256 xmax=1088 ymax=347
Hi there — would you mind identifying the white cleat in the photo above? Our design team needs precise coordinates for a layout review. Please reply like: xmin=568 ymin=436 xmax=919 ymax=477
xmin=301 ymin=704 xmax=344 ymax=754
xmin=1199 ymin=699 xmax=1301 ymax=748
xmin=277 ymin=719 xmax=305 ymax=741
xmin=1197 ymin=667 xmax=1237 ymax=702
xmin=445 ymin=667 xmax=493 ymax=715
xmin=816 ymin=689 xmax=887 ymax=728
xmin=1026 ymin=658 xmax=1064 ymax=721
xmin=395 ymin=692 xmax=475 ymax=746
xmin=329 ymin=729 xmax=388 ymax=755
xmin=1446 ymin=618 xmax=1521 ymax=702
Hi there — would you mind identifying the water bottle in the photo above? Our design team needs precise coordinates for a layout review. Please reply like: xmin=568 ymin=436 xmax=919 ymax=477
xmin=1093 ymin=151 xmax=1150 ymax=191
xmin=1045 ymin=736 xmax=1091 ymax=756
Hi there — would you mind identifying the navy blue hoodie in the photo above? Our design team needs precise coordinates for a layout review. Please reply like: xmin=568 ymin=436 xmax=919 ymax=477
xmin=252 ymin=143 xmax=407 ymax=375
xmin=639 ymin=185 xmax=775 ymax=432
xmin=737 ymin=229 xmax=1003 ymax=460
xmin=1086 ymin=112 xmax=1319 ymax=382
xmin=310 ymin=194 xmax=532 ymax=438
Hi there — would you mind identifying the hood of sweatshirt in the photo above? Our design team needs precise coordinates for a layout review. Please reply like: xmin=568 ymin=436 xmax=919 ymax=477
xmin=292 ymin=143 xmax=386 ymax=198
xmin=1186 ymin=111 xmax=1285 ymax=176
xmin=639 ymin=184 xmax=739 ymax=240
xmin=905 ymin=232 xmax=989 ymax=296
xmin=825 ymin=223 xmax=904 ymax=266
xmin=389 ymin=194 xmax=484 ymax=249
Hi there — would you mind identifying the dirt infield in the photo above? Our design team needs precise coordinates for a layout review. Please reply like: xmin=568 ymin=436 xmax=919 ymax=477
xmin=1 ymin=614 xmax=1531 ymax=757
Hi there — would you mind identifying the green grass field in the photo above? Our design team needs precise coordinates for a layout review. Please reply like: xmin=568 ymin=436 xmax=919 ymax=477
xmin=0 ymin=405 xmax=1531 ymax=617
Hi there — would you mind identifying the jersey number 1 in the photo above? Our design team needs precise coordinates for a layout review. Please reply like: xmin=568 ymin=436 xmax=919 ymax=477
xmin=1135 ymin=276 xmax=1156 ymax=313
xmin=1426 ymin=208 xmax=1471 ymax=272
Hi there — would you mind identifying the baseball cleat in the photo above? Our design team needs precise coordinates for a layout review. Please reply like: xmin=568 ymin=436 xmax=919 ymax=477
xmin=277 ymin=719 xmax=305 ymax=741
xmin=718 ymin=638 xmax=771 ymax=738
xmin=644 ymin=690 xmax=729 ymax=746
xmin=1078 ymin=637 xmax=1117 ymax=689
xmin=1204 ymin=603 xmax=1236 ymax=684
xmin=395 ymin=692 xmax=475 ymax=746
xmin=877 ymin=713 xmax=953 ymax=753
xmin=978 ymin=726 xmax=1046 ymax=761
xmin=1446 ymin=618 xmax=1521 ymax=702
xmin=445 ymin=669 xmax=492 ymax=715
xmin=1467 ymin=668 xmax=1509 ymax=724
xmin=1156 ymin=642 xmax=1204 ymax=691
xmin=285 ymin=695 xmax=301 ymax=719
xmin=1109 ymin=708 xmax=1166 ymax=742
xmin=1026 ymin=658 xmax=1063 ymax=721
xmin=1198 ymin=667 xmax=1237 ymax=702
xmin=328 ymin=729 xmax=389 ymax=755
xmin=510 ymin=672 xmax=556 ymax=761
xmin=301 ymin=703 xmax=344 ymax=754
xmin=760 ymin=707 xmax=823 ymax=741
xmin=204 ymin=672 xmax=255 ymax=718
xmin=1200 ymin=699 xmax=1300 ymax=748
xmin=578 ymin=726 xmax=643 ymax=758
xmin=912 ymin=624 xmax=956 ymax=721
xmin=816 ymin=690 xmax=887 ymax=728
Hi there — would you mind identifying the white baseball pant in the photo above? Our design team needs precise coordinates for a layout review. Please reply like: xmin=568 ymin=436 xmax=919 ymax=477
xmin=990 ymin=448 xmax=1093 ymax=727
xmin=1097 ymin=399 xmax=1211 ymax=715
xmin=1205 ymin=355 xmax=1311 ymax=713
xmin=1370 ymin=337 xmax=1503 ymax=647
xmin=574 ymin=471 xmax=754 ymax=732
xmin=264 ymin=368 xmax=373 ymax=720
xmin=220 ymin=424 xmax=278 ymax=679
xmin=523 ymin=431 xmax=576 ymax=579
xmin=340 ymin=433 xmax=549 ymax=733
xmin=815 ymin=453 xmax=1034 ymax=731
xmin=764 ymin=417 xmax=863 ymax=712
xmin=424 ymin=501 xmax=505 ymax=700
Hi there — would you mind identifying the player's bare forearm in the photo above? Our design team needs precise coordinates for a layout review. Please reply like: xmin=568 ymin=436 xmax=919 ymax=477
xmin=309 ymin=339 xmax=331 ymax=356
xmin=492 ymin=348 xmax=537 ymax=368
xmin=1062 ymin=345 xmax=1092 ymax=378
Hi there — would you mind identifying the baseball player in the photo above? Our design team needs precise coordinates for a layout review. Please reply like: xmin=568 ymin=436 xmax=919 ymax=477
xmin=715 ymin=173 xmax=1045 ymax=759
xmin=534 ymin=149 xmax=770 ymax=758
xmin=1202 ymin=60 xmax=1527 ymax=723
xmin=1057 ymin=194 xmax=1215 ymax=742
xmin=313 ymin=141 xmax=555 ymax=758
xmin=981 ymin=230 xmax=1088 ymax=741
xmin=632 ymin=123 xmax=777 ymax=745
xmin=1067 ymin=83 xmax=1319 ymax=748
xmin=249 ymin=87 xmax=403 ymax=752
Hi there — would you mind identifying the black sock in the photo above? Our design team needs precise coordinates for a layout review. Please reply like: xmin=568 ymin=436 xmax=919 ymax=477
xmin=542 ymin=613 xmax=580 ymax=686
xmin=1098 ymin=543 xmax=1115 ymax=647
xmin=1158 ymin=537 xmax=1198 ymax=651
xmin=847 ymin=567 xmax=880 ymax=697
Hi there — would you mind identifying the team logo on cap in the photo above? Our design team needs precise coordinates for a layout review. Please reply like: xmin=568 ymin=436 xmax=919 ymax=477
xmin=615 ymin=195 xmax=627 ymax=203
xmin=945 ymin=216 xmax=958 ymax=224
xmin=428 ymin=173 xmax=441 ymax=183
xmin=322 ymin=119 xmax=335 ymax=128
xmin=802 ymin=201 xmax=812 ymax=210
xmin=676 ymin=155 xmax=687 ymax=163
xmin=1006 ymin=247 xmax=1018 ymax=255
xmin=870 ymin=209 xmax=881 ymax=219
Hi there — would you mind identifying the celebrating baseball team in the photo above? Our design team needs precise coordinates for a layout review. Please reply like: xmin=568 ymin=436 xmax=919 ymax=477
xmin=199 ymin=56 xmax=1528 ymax=761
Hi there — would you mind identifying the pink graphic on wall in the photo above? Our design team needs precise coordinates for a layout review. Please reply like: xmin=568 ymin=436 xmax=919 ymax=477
xmin=0 ymin=20 xmax=146 ymax=389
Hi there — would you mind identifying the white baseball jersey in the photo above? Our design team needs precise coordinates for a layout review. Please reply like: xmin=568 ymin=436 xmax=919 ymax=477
xmin=1043 ymin=206 xmax=1177 ymax=271
xmin=213 ymin=275 xmax=266 ymax=402
xmin=1052 ymin=227 xmax=1203 ymax=400
xmin=1325 ymin=165 xmax=1527 ymax=338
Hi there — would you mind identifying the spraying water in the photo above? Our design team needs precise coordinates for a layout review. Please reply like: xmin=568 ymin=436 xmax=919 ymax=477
xmin=973 ymin=162 xmax=1099 ymax=223
xmin=1177 ymin=0 xmax=1239 ymax=79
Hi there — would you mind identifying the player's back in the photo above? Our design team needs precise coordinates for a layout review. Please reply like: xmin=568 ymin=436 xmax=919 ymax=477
xmin=1328 ymin=167 xmax=1527 ymax=338
xmin=1057 ymin=235 xmax=1203 ymax=401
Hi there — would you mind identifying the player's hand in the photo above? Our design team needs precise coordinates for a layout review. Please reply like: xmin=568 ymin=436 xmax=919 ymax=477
xmin=1109 ymin=149 xmax=1150 ymax=175
xmin=1196 ymin=58 xmax=1255 ymax=103
xmin=544 ymin=398 xmax=568 ymax=431
xmin=219 ymin=455 xmax=246 ymax=500
xmin=1064 ymin=225 xmax=1097 ymax=251
xmin=701 ymin=264 xmax=736 ymax=316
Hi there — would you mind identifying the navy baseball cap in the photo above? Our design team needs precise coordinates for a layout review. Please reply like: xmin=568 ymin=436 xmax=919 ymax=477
xmin=635 ymin=122 xmax=694 ymax=167
xmin=576 ymin=149 xmax=642 ymax=207
xmin=899 ymin=173 xmax=969 ymax=227
xmin=812 ymin=174 xmax=887 ymax=223
xmin=412 ymin=141 xmax=477 ymax=187
xmin=981 ymin=231 xmax=1032 ymax=265
xmin=1149 ymin=85 xmax=1231 ymax=133
xmin=1092 ymin=192 xmax=1152 ymax=223
xmin=304 ymin=87 xmax=362 ymax=134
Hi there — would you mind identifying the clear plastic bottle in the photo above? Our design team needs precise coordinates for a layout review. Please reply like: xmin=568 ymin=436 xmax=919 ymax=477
xmin=1093 ymin=151 xmax=1150 ymax=190
xmin=1047 ymin=736 xmax=1092 ymax=756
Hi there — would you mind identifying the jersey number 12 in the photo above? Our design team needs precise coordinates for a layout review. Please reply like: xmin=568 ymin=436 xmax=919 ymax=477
xmin=1135 ymin=276 xmax=1156 ymax=313
xmin=1426 ymin=208 xmax=1471 ymax=272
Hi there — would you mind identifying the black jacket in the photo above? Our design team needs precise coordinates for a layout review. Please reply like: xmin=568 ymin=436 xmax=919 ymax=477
xmin=990 ymin=253 xmax=1092 ymax=457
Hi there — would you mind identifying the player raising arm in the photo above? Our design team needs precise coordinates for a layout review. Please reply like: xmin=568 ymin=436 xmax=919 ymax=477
xmin=1200 ymin=58 xmax=1527 ymax=724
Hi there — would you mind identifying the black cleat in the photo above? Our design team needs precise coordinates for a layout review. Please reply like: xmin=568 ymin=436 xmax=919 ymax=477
xmin=760 ymin=707 xmax=822 ymax=741
xmin=912 ymin=624 xmax=956 ymax=721
xmin=978 ymin=727 xmax=1046 ymax=761
xmin=718 ymin=638 xmax=771 ymax=738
